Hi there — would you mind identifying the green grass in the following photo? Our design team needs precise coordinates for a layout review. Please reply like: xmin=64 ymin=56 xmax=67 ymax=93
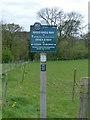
xmin=2 ymin=59 xmax=88 ymax=118
xmin=0 ymin=64 xmax=2 ymax=119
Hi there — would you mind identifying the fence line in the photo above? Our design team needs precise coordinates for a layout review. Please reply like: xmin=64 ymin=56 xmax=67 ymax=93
xmin=3 ymin=62 xmax=88 ymax=118
xmin=2 ymin=61 xmax=29 ymax=73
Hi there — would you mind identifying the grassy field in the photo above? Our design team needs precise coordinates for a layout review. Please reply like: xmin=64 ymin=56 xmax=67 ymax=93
xmin=0 ymin=64 xmax=2 ymax=119
xmin=2 ymin=59 xmax=88 ymax=118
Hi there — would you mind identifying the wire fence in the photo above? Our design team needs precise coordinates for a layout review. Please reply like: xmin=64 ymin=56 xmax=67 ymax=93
xmin=2 ymin=61 xmax=88 ymax=118
xmin=2 ymin=61 xmax=28 ymax=73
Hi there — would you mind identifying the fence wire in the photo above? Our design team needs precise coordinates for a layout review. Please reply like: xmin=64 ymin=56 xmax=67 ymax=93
xmin=2 ymin=61 xmax=82 ymax=118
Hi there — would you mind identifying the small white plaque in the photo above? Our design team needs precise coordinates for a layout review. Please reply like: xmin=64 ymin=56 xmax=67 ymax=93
xmin=40 ymin=54 xmax=46 ymax=62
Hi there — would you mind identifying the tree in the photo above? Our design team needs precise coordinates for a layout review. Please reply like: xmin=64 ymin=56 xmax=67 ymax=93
xmin=2 ymin=47 xmax=12 ymax=63
xmin=2 ymin=23 xmax=22 ymax=51
xmin=37 ymin=7 xmax=88 ymax=60
xmin=2 ymin=23 xmax=22 ymax=32
xmin=81 ymin=31 xmax=90 ymax=47
xmin=37 ymin=8 xmax=83 ymax=39
xmin=2 ymin=23 xmax=29 ymax=62
xmin=62 ymin=12 xmax=83 ymax=38
xmin=37 ymin=7 xmax=63 ymax=25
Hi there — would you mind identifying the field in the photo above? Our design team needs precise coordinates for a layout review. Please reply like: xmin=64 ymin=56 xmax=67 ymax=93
xmin=2 ymin=59 xmax=88 ymax=118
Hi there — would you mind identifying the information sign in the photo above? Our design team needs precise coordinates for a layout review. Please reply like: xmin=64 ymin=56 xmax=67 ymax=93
xmin=30 ymin=23 xmax=57 ymax=52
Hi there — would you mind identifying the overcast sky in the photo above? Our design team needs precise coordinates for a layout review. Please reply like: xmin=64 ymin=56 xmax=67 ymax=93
xmin=0 ymin=0 xmax=89 ymax=31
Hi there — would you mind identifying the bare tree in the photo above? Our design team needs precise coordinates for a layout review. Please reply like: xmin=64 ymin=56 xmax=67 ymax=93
xmin=63 ymin=12 xmax=83 ymax=37
xmin=37 ymin=8 xmax=83 ymax=39
xmin=37 ymin=7 xmax=60 ymax=25
xmin=37 ymin=7 xmax=85 ymax=53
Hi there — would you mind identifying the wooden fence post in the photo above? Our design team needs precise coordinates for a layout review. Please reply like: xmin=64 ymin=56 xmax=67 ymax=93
xmin=79 ymin=77 xmax=90 ymax=119
xmin=0 ymin=73 xmax=2 ymax=113
xmin=22 ymin=62 xmax=26 ymax=82
xmin=72 ymin=69 xmax=77 ymax=101
xmin=3 ymin=73 xmax=8 ymax=106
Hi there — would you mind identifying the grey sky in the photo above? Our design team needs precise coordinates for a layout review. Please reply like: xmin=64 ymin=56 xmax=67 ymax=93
xmin=0 ymin=0 xmax=89 ymax=31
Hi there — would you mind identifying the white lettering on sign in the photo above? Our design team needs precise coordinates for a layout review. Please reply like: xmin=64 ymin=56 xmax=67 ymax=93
xmin=33 ymin=31 xmax=55 ymax=34
xmin=49 ymin=31 xmax=54 ymax=34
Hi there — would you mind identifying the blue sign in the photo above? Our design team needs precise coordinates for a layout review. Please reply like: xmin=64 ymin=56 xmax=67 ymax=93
xmin=30 ymin=23 xmax=57 ymax=52
xmin=41 ymin=64 xmax=46 ymax=71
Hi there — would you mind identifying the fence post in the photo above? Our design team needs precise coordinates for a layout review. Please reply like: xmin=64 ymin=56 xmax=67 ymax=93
xmin=79 ymin=77 xmax=90 ymax=118
xmin=0 ymin=73 xmax=2 ymax=115
xmin=72 ymin=69 xmax=77 ymax=101
xmin=22 ymin=62 xmax=26 ymax=82
xmin=3 ymin=73 xmax=8 ymax=106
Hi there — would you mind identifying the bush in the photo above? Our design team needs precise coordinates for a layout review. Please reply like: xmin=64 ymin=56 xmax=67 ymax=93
xmin=34 ymin=53 xmax=40 ymax=61
xmin=2 ymin=47 xmax=13 ymax=63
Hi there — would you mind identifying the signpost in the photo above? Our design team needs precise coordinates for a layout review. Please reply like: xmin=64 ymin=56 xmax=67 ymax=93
xmin=40 ymin=53 xmax=46 ymax=118
xmin=30 ymin=22 xmax=57 ymax=118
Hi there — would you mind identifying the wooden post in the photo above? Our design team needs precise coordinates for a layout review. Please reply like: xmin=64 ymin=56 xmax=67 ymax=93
xmin=79 ymin=77 xmax=90 ymax=118
xmin=0 ymin=24 xmax=2 ymax=119
xmin=3 ymin=73 xmax=8 ymax=105
xmin=22 ymin=62 xmax=26 ymax=82
xmin=88 ymin=2 xmax=90 ymax=119
xmin=9 ymin=61 xmax=11 ymax=71
xmin=40 ymin=53 xmax=46 ymax=118
xmin=88 ymin=1 xmax=90 ymax=33
xmin=72 ymin=69 xmax=76 ymax=101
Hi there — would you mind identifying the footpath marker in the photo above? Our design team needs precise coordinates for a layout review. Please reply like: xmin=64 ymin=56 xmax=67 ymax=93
xmin=30 ymin=22 xmax=57 ymax=118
